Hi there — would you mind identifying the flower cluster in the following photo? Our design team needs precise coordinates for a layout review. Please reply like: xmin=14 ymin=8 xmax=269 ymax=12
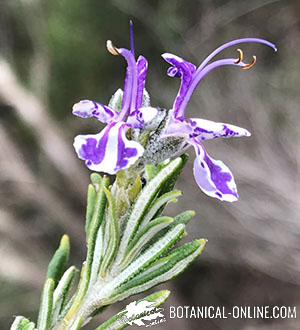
xmin=73 ymin=23 xmax=276 ymax=202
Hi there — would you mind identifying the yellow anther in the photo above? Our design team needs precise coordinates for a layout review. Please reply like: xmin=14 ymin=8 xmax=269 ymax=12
xmin=241 ymin=55 xmax=257 ymax=70
xmin=106 ymin=40 xmax=119 ymax=55
xmin=234 ymin=48 xmax=243 ymax=64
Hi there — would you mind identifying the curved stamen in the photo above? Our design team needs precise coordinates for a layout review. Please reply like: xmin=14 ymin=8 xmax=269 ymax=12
xmin=241 ymin=55 xmax=256 ymax=70
xmin=174 ymin=58 xmax=251 ymax=119
xmin=234 ymin=49 xmax=243 ymax=64
xmin=106 ymin=40 xmax=119 ymax=55
xmin=197 ymin=38 xmax=276 ymax=73
xmin=175 ymin=38 xmax=276 ymax=118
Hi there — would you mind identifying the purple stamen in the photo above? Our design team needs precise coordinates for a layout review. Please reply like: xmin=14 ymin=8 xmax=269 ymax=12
xmin=175 ymin=38 xmax=277 ymax=118
xmin=197 ymin=38 xmax=277 ymax=73
xmin=175 ymin=58 xmax=246 ymax=118
xmin=117 ymin=48 xmax=138 ymax=121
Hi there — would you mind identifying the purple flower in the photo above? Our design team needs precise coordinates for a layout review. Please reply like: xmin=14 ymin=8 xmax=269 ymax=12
xmin=73 ymin=23 xmax=159 ymax=174
xmin=73 ymin=23 xmax=276 ymax=202
xmin=161 ymin=39 xmax=276 ymax=201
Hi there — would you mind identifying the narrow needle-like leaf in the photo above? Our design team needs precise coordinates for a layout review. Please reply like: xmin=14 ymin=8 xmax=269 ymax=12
xmin=37 ymin=278 xmax=55 ymax=330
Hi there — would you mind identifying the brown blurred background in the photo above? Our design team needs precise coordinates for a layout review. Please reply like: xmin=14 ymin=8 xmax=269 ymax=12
xmin=0 ymin=0 xmax=300 ymax=329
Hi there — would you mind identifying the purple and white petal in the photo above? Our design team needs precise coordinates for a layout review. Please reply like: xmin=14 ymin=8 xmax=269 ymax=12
xmin=162 ymin=53 xmax=196 ymax=78
xmin=162 ymin=53 xmax=196 ymax=119
xmin=72 ymin=100 xmax=118 ymax=123
xmin=127 ymin=106 xmax=160 ymax=129
xmin=117 ymin=47 xmax=138 ymax=119
xmin=121 ymin=67 xmax=129 ymax=111
xmin=191 ymin=139 xmax=238 ymax=202
xmin=136 ymin=55 xmax=148 ymax=109
xmin=188 ymin=118 xmax=251 ymax=140
xmin=73 ymin=122 xmax=144 ymax=174
xmin=162 ymin=112 xmax=191 ymax=138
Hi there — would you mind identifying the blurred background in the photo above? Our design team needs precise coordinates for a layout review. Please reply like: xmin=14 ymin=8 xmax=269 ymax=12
xmin=0 ymin=0 xmax=300 ymax=329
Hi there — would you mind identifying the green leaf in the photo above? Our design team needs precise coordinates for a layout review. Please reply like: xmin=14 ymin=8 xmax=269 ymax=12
xmin=100 ymin=187 xmax=119 ymax=277
xmin=68 ymin=317 xmax=82 ymax=330
xmin=86 ymin=176 xmax=110 ymax=281
xmin=10 ymin=316 xmax=23 ymax=330
xmin=89 ymin=223 xmax=104 ymax=288
xmin=46 ymin=235 xmax=70 ymax=287
xmin=137 ymin=239 xmax=206 ymax=282
xmin=117 ymin=157 xmax=183 ymax=262
xmin=51 ymin=266 xmax=78 ymax=325
xmin=119 ymin=217 xmax=173 ymax=269
xmin=115 ymin=187 xmax=130 ymax=220
xmin=127 ymin=174 xmax=142 ymax=204
xmin=111 ymin=239 xmax=206 ymax=303
xmin=10 ymin=316 xmax=35 ymax=330
xmin=89 ymin=305 xmax=110 ymax=319
xmin=87 ymin=176 xmax=109 ymax=242
xmin=85 ymin=184 xmax=97 ymax=233
xmin=144 ymin=165 xmax=157 ymax=182
xmin=115 ymin=170 xmax=127 ymax=188
xmin=23 ymin=323 xmax=35 ymax=330
xmin=139 ymin=190 xmax=182 ymax=228
xmin=172 ymin=210 xmax=195 ymax=226
xmin=56 ymin=294 xmax=76 ymax=325
xmin=144 ymin=210 xmax=195 ymax=250
xmin=95 ymin=290 xmax=169 ymax=330
xmin=90 ymin=173 xmax=102 ymax=185
xmin=63 ymin=263 xmax=87 ymax=324
xmin=158 ymin=153 xmax=189 ymax=196
xmin=102 ymin=224 xmax=185 ymax=305
xmin=64 ymin=176 xmax=110 ymax=323
xmin=156 ymin=158 xmax=171 ymax=173
xmin=37 ymin=278 xmax=54 ymax=330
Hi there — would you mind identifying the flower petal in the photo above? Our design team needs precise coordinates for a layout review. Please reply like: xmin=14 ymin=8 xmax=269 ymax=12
xmin=162 ymin=53 xmax=196 ymax=120
xmin=72 ymin=100 xmax=118 ymax=123
xmin=162 ymin=53 xmax=196 ymax=79
xmin=188 ymin=118 xmax=251 ymax=140
xmin=136 ymin=55 xmax=148 ymax=109
xmin=117 ymin=47 xmax=138 ymax=118
xmin=73 ymin=122 xmax=144 ymax=174
xmin=191 ymin=139 xmax=238 ymax=202
xmin=162 ymin=112 xmax=190 ymax=138
xmin=127 ymin=106 xmax=160 ymax=129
